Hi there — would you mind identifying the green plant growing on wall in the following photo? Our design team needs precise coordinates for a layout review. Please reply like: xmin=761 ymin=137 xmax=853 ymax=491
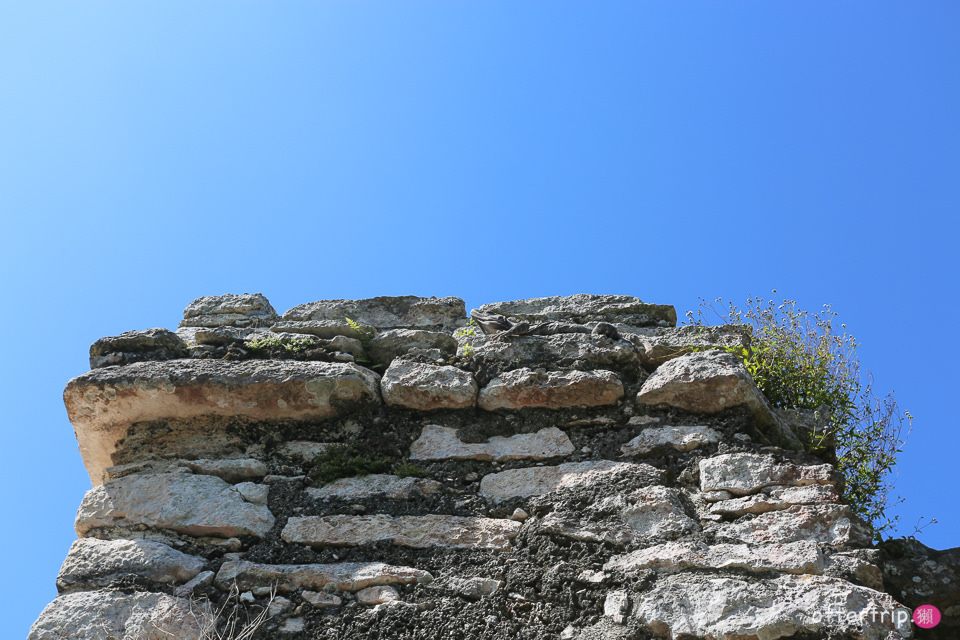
xmin=245 ymin=334 xmax=314 ymax=354
xmin=687 ymin=292 xmax=910 ymax=540
xmin=392 ymin=460 xmax=429 ymax=478
xmin=309 ymin=443 xmax=394 ymax=485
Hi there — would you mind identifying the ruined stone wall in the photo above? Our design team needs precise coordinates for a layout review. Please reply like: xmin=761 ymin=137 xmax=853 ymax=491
xmin=28 ymin=293 xmax=946 ymax=639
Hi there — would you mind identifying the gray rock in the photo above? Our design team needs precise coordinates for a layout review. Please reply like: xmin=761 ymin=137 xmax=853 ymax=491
xmin=277 ymin=296 xmax=465 ymax=339
xmin=75 ymin=472 xmax=276 ymax=538
xmin=89 ymin=328 xmax=188 ymax=369
xmin=620 ymin=425 xmax=722 ymax=456
xmin=180 ymin=293 xmax=278 ymax=328
xmin=699 ymin=453 xmax=840 ymax=496
xmin=302 ymin=590 xmax=342 ymax=608
xmin=626 ymin=324 xmax=751 ymax=369
xmin=65 ymin=360 xmax=381 ymax=485
xmin=472 ymin=295 xmax=676 ymax=328
xmin=356 ymin=585 xmax=400 ymax=605
xmin=410 ymin=425 xmax=575 ymax=462
xmin=306 ymin=474 xmax=441 ymax=501
xmin=710 ymin=483 xmax=840 ymax=517
xmin=215 ymin=560 xmax=432 ymax=593
xmin=57 ymin=538 xmax=207 ymax=591
xmin=276 ymin=441 xmax=335 ymax=462
xmin=480 ymin=461 xmax=661 ymax=502
xmin=636 ymin=351 xmax=801 ymax=449
xmin=282 ymin=515 xmax=521 ymax=551
xmin=381 ymin=361 xmax=478 ymax=410
xmin=625 ymin=573 xmax=911 ymax=639
xmin=449 ymin=576 xmax=504 ymax=600
xmin=605 ymin=540 xmax=825 ymax=576
xmin=826 ymin=553 xmax=885 ymax=591
xmin=719 ymin=504 xmax=873 ymax=547
xmin=368 ymin=329 xmax=459 ymax=366
xmin=183 ymin=458 xmax=269 ymax=483
xmin=234 ymin=482 xmax=269 ymax=505
xmin=478 ymin=368 xmax=624 ymax=411
xmin=28 ymin=590 xmax=209 ymax=640
xmin=457 ymin=333 xmax=642 ymax=375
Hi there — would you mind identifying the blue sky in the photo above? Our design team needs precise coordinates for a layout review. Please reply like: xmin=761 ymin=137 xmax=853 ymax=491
xmin=2 ymin=2 xmax=958 ymax=637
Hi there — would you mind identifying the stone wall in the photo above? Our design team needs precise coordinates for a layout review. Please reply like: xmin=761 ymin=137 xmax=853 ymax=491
xmin=29 ymin=293 xmax=950 ymax=639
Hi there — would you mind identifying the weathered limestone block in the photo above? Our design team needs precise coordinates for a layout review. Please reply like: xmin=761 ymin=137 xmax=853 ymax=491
xmin=541 ymin=486 xmax=696 ymax=545
xmin=604 ymin=540 xmax=825 ymax=576
xmin=636 ymin=351 xmax=801 ymax=448
xmin=604 ymin=591 xmax=630 ymax=625
xmin=458 ymin=333 xmax=642 ymax=374
xmin=306 ymin=474 xmax=441 ymax=500
xmin=75 ymin=472 xmax=276 ymax=538
xmin=275 ymin=296 xmax=465 ymax=339
xmin=179 ymin=293 xmax=278 ymax=328
xmin=720 ymin=504 xmax=873 ymax=547
xmin=448 ymin=576 xmax=504 ymax=600
xmin=234 ymin=482 xmax=269 ymax=505
xmin=282 ymin=515 xmax=521 ymax=551
xmin=410 ymin=425 xmax=575 ymax=462
xmin=368 ymin=328 xmax=459 ymax=365
xmin=302 ymin=591 xmax=342 ymax=608
xmin=214 ymin=560 xmax=433 ymax=593
xmin=57 ymin=538 xmax=207 ymax=591
xmin=183 ymin=458 xmax=269 ymax=483
xmin=618 ymin=485 xmax=699 ymax=540
xmin=710 ymin=483 xmax=840 ymax=517
xmin=699 ymin=453 xmax=840 ymax=496
xmin=620 ymin=425 xmax=722 ymax=456
xmin=826 ymin=553 xmax=885 ymax=591
xmin=89 ymin=328 xmax=188 ymax=369
xmin=480 ymin=461 xmax=661 ymax=502
xmin=357 ymin=585 xmax=400 ymax=605
xmin=478 ymin=368 xmax=624 ymax=411
xmin=28 ymin=590 xmax=209 ymax=640
xmin=65 ymin=360 xmax=381 ymax=485
xmin=381 ymin=361 xmax=478 ymax=410
xmin=277 ymin=441 xmax=335 ymax=462
xmin=623 ymin=574 xmax=910 ymax=639
xmin=472 ymin=294 xmax=676 ymax=328
xmin=627 ymin=324 xmax=751 ymax=369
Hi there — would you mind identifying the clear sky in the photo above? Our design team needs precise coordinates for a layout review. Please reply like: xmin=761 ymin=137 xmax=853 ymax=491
xmin=2 ymin=2 xmax=958 ymax=637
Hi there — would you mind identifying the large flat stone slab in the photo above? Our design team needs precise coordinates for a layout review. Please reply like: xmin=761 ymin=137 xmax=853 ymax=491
xmin=282 ymin=515 xmax=521 ymax=551
xmin=306 ymin=474 xmax=441 ymax=500
xmin=457 ymin=333 xmax=642 ymax=375
xmin=699 ymin=453 xmax=839 ymax=496
xmin=605 ymin=540 xmax=824 ymax=576
xmin=627 ymin=324 xmax=751 ymax=368
xmin=276 ymin=296 xmax=465 ymax=339
xmin=179 ymin=293 xmax=278 ymax=328
xmin=75 ymin=472 xmax=276 ymax=538
xmin=89 ymin=328 xmax=188 ymax=369
xmin=65 ymin=360 xmax=381 ymax=485
xmin=719 ymin=504 xmax=873 ymax=547
xmin=472 ymin=295 xmax=676 ymax=328
xmin=57 ymin=538 xmax=207 ymax=591
xmin=620 ymin=425 xmax=722 ymax=456
xmin=214 ymin=560 xmax=433 ymax=593
xmin=710 ymin=484 xmax=840 ymax=517
xmin=410 ymin=425 xmax=575 ymax=462
xmin=479 ymin=461 xmax=661 ymax=502
xmin=478 ymin=368 xmax=624 ymax=411
xmin=381 ymin=361 xmax=478 ymax=410
xmin=541 ymin=486 xmax=697 ymax=545
xmin=28 ymin=590 xmax=208 ymax=640
xmin=636 ymin=351 xmax=801 ymax=448
xmin=624 ymin=574 xmax=910 ymax=639
xmin=368 ymin=329 xmax=459 ymax=366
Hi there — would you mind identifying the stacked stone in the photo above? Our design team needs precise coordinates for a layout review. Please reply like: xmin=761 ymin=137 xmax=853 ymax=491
xmin=30 ymin=293 xmax=921 ymax=639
